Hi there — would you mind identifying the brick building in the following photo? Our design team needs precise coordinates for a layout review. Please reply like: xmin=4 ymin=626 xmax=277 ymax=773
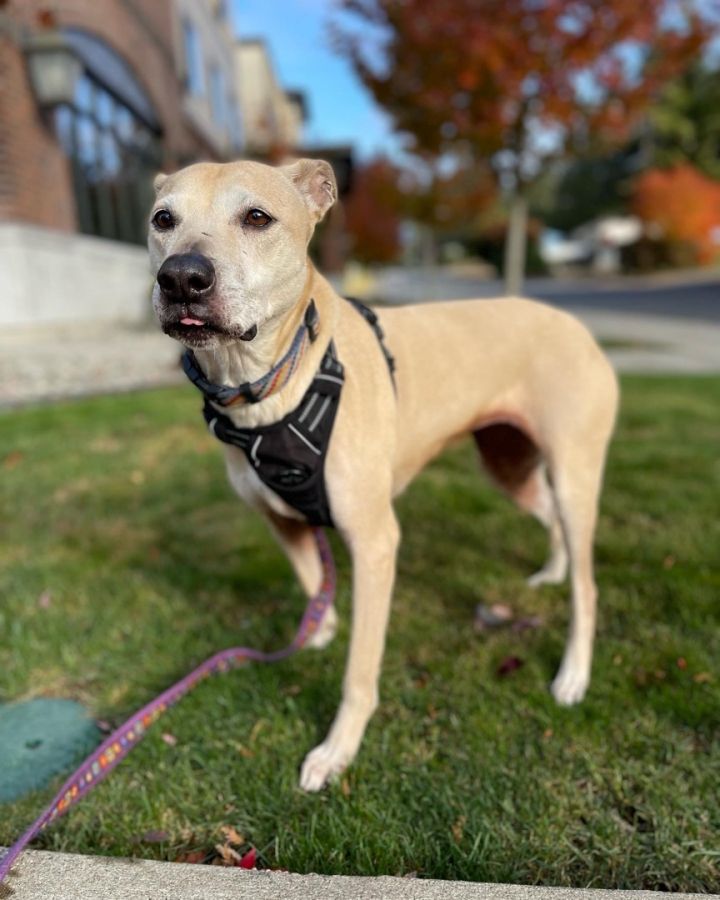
xmin=0 ymin=0 xmax=240 ymax=244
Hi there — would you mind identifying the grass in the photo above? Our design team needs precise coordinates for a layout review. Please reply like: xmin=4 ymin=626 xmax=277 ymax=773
xmin=0 ymin=376 xmax=718 ymax=891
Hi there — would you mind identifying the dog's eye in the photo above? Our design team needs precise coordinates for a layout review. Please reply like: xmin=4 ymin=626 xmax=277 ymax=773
xmin=244 ymin=208 xmax=273 ymax=228
xmin=152 ymin=209 xmax=175 ymax=231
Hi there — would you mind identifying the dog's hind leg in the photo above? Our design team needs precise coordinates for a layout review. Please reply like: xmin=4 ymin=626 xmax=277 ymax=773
xmin=520 ymin=466 xmax=569 ymax=588
xmin=473 ymin=424 xmax=567 ymax=586
xmin=266 ymin=512 xmax=338 ymax=649
xmin=547 ymin=451 xmax=606 ymax=706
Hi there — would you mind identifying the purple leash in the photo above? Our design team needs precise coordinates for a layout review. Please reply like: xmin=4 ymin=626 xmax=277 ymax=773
xmin=0 ymin=528 xmax=336 ymax=884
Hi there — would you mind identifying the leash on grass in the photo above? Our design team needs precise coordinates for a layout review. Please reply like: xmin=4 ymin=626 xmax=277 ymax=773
xmin=0 ymin=528 xmax=336 ymax=884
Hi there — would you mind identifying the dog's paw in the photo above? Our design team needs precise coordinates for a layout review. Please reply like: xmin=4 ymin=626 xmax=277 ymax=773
xmin=299 ymin=740 xmax=350 ymax=792
xmin=527 ymin=564 xmax=567 ymax=589
xmin=305 ymin=605 xmax=338 ymax=650
xmin=550 ymin=666 xmax=589 ymax=706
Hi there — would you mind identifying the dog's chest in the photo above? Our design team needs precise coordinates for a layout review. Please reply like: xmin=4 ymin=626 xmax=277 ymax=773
xmin=223 ymin=447 xmax=305 ymax=521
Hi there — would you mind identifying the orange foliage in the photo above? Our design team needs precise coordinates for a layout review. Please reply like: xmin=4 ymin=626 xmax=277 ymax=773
xmin=335 ymin=1 xmax=714 ymax=171
xmin=631 ymin=165 xmax=720 ymax=264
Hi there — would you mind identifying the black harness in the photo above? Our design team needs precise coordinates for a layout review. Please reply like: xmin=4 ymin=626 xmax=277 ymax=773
xmin=187 ymin=299 xmax=395 ymax=528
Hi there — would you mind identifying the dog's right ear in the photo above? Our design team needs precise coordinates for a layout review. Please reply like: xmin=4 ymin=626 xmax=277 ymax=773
xmin=154 ymin=173 xmax=168 ymax=192
xmin=281 ymin=158 xmax=337 ymax=224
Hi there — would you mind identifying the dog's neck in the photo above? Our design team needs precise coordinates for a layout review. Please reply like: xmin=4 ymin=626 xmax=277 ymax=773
xmin=192 ymin=268 xmax=314 ymax=390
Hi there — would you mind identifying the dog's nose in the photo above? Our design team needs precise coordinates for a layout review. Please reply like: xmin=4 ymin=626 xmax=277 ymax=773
xmin=157 ymin=253 xmax=215 ymax=302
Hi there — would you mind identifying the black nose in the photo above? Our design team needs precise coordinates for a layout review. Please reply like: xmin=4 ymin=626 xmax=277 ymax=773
xmin=157 ymin=253 xmax=215 ymax=302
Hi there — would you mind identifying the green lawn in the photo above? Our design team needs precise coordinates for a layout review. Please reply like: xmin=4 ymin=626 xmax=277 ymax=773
xmin=1 ymin=377 xmax=718 ymax=891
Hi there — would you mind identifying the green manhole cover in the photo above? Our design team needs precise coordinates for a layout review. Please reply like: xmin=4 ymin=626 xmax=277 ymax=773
xmin=0 ymin=699 xmax=100 ymax=802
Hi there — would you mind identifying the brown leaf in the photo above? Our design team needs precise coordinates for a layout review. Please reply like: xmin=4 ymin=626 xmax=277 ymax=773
xmin=214 ymin=843 xmax=242 ymax=865
xmin=451 ymin=815 xmax=467 ymax=844
xmin=676 ymin=657 xmax=688 ymax=670
xmin=3 ymin=450 xmax=24 ymax=469
xmin=693 ymin=672 xmax=713 ymax=684
xmin=341 ymin=777 xmax=351 ymax=797
xmin=220 ymin=825 xmax=245 ymax=846
xmin=662 ymin=554 xmax=676 ymax=569
xmin=175 ymin=850 xmax=207 ymax=864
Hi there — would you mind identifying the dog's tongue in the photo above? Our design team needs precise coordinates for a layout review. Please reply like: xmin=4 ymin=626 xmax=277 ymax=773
xmin=180 ymin=316 xmax=205 ymax=326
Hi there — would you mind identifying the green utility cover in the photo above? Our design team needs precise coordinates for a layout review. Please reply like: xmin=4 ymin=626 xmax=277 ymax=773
xmin=0 ymin=699 xmax=100 ymax=802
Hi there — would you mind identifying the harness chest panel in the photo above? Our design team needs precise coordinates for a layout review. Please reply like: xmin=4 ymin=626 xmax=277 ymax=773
xmin=204 ymin=344 xmax=343 ymax=527
xmin=193 ymin=297 xmax=394 ymax=528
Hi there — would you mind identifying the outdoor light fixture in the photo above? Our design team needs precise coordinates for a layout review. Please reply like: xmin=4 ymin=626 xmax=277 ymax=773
xmin=24 ymin=31 xmax=80 ymax=107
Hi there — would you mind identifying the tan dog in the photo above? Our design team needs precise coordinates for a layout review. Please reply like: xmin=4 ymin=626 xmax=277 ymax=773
xmin=148 ymin=159 xmax=618 ymax=792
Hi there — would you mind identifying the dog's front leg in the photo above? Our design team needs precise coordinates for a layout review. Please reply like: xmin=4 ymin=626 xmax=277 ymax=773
xmin=299 ymin=508 xmax=400 ymax=791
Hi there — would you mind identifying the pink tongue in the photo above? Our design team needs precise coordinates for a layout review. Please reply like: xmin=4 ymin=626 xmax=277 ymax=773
xmin=180 ymin=316 xmax=205 ymax=326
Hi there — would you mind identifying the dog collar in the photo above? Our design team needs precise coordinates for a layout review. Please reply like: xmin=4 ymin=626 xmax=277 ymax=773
xmin=182 ymin=300 xmax=320 ymax=406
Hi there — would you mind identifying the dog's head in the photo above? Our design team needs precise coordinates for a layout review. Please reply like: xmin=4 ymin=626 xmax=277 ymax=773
xmin=148 ymin=158 xmax=337 ymax=349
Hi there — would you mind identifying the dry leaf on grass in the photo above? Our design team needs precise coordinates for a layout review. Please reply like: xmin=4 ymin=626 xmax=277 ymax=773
xmin=496 ymin=656 xmax=524 ymax=677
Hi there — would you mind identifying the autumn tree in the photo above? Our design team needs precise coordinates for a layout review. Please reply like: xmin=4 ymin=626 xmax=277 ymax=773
xmin=334 ymin=0 xmax=715 ymax=292
xmin=631 ymin=163 xmax=720 ymax=264
xmin=344 ymin=157 xmax=404 ymax=263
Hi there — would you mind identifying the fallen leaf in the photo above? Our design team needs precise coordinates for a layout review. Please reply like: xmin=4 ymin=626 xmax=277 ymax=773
xmin=662 ymin=555 xmax=676 ymax=569
xmin=451 ymin=815 xmax=467 ymax=844
xmin=162 ymin=732 xmax=178 ymax=747
xmin=220 ymin=825 xmax=245 ymax=846
xmin=676 ymin=657 xmax=688 ymax=670
xmin=496 ymin=656 xmax=524 ymax=677
xmin=239 ymin=847 xmax=257 ymax=869
xmin=175 ymin=850 xmax=207 ymax=864
xmin=3 ymin=450 xmax=24 ymax=469
xmin=693 ymin=672 xmax=713 ymax=684
xmin=215 ymin=843 xmax=242 ymax=865
xmin=341 ymin=777 xmax=351 ymax=797
xmin=542 ymin=727 xmax=553 ymax=740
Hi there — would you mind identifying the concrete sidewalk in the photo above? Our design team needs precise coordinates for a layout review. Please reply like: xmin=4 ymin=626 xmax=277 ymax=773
xmin=2 ymin=849 xmax=714 ymax=900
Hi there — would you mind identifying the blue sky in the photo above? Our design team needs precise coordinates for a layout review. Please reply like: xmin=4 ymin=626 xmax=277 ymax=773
xmin=230 ymin=0 xmax=402 ymax=159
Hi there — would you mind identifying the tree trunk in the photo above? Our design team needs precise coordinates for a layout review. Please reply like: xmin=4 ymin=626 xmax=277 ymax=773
xmin=503 ymin=190 xmax=528 ymax=296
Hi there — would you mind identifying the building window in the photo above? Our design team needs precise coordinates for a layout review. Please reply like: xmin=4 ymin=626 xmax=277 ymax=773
xmin=54 ymin=71 xmax=161 ymax=244
xmin=183 ymin=20 xmax=204 ymax=96
xmin=209 ymin=64 xmax=225 ymax=126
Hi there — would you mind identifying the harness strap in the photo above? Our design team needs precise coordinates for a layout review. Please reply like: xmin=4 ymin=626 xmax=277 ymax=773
xmin=345 ymin=296 xmax=396 ymax=387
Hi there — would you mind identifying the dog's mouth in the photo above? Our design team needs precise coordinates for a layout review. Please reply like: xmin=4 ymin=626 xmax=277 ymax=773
xmin=162 ymin=314 xmax=258 ymax=346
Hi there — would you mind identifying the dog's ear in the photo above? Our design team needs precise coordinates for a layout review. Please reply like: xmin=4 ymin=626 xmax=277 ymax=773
xmin=154 ymin=172 xmax=169 ymax=192
xmin=281 ymin=158 xmax=337 ymax=223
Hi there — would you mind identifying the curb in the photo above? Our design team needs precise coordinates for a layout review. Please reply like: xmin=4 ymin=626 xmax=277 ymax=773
xmin=0 ymin=849 xmax=715 ymax=900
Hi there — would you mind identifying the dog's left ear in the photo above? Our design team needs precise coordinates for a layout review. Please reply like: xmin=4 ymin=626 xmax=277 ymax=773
xmin=282 ymin=158 xmax=337 ymax=223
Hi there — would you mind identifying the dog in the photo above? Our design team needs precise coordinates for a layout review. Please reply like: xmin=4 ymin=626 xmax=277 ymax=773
xmin=148 ymin=158 xmax=618 ymax=792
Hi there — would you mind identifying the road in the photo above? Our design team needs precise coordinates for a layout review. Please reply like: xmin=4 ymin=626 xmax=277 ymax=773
xmin=362 ymin=267 xmax=720 ymax=322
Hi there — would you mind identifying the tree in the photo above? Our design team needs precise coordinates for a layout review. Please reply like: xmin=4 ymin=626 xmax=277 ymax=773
xmin=343 ymin=157 xmax=404 ymax=263
xmin=631 ymin=163 xmax=720 ymax=264
xmin=333 ymin=0 xmax=714 ymax=292
xmin=649 ymin=63 xmax=720 ymax=179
